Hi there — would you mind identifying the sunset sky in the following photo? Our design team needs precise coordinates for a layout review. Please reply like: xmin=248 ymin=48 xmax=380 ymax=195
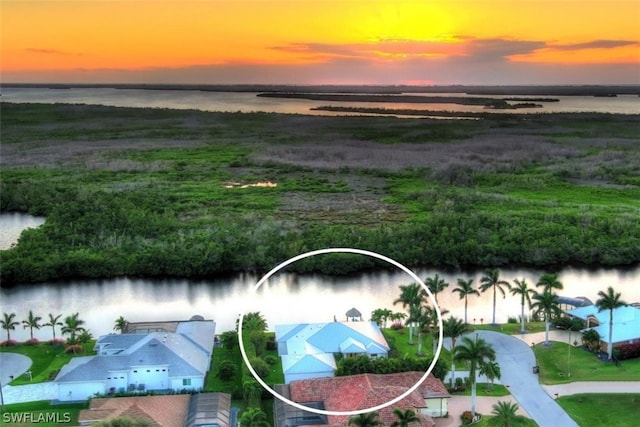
xmin=2 ymin=0 xmax=639 ymax=85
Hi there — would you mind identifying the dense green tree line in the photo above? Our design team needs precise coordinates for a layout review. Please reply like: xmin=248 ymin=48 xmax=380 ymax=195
xmin=1 ymin=181 xmax=639 ymax=284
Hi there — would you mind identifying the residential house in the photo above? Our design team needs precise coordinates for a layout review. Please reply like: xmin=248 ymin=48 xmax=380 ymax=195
xmin=273 ymin=372 xmax=450 ymax=427
xmin=55 ymin=318 xmax=215 ymax=401
xmin=78 ymin=392 xmax=232 ymax=427
xmin=568 ymin=305 xmax=640 ymax=351
xmin=275 ymin=321 xmax=389 ymax=384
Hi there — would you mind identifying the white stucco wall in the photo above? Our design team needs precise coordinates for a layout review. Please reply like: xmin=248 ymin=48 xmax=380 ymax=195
xmin=170 ymin=376 xmax=203 ymax=391
xmin=58 ymin=382 xmax=105 ymax=401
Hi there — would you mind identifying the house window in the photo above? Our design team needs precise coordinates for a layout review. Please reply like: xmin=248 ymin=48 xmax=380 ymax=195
xmin=182 ymin=378 xmax=191 ymax=386
xmin=133 ymin=370 xmax=138 ymax=373
xmin=146 ymin=370 xmax=150 ymax=372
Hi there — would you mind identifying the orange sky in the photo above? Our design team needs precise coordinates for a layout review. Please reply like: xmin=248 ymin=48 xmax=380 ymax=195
xmin=2 ymin=0 xmax=639 ymax=84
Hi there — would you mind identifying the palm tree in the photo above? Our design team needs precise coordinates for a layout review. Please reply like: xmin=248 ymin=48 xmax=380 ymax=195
xmin=479 ymin=268 xmax=511 ymax=325
xmin=78 ymin=329 xmax=94 ymax=352
xmin=425 ymin=273 xmax=449 ymax=304
xmin=536 ymin=272 xmax=563 ymax=293
xmin=239 ymin=408 xmax=270 ymax=427
xmin=480 ymin=361 xmax=501 ymax=391
xmin=391 ymin=408 xmax=420 ymax=427
xmin=595 ymin=286 xmax=628 ymax=360
xmin=531 ymin=290 xmax=561 ymax=346
xmin=113 ymin=316 xmax=128 ymax=333
xmin=394 ymin=282 xmax=427 ymax=343
xmin=510 ymin=278 xmax=535 ymax=334
xmin=348 ymin=412 xmax=383 ymax=427
xmin=454 ymin=334 xmax=496 ymax=417
xmin=238 ymin=311 xmax=268 ymax=332
xmin=452 ymin=278 xmax=480 ymax=324
xmin=22 ymin=310 xmax=42 ymax=341
xmin=415 ymin=305 xmax=439 ymax=356
xmin=489 ymin=401 xmax=527 ymax=427
xmin=1 ymin=312 xmax=20 ymax=342
xmin=443 ymin=316 xmax=471 ymax=388
xmin=61 ymin=312 xmax=86 ymax=342
xmin=371 ymin=308 xmax=393 ymax=328
xmin=44 ymin=313 xmax=63 ymax=341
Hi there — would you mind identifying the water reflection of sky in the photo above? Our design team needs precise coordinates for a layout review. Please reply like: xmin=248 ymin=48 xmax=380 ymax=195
xmin=2 ymin=265 xmax=639 ymax=342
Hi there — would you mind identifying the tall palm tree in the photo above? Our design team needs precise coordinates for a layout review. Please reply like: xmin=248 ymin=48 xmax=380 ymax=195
xmin=394 ymin=282 xmax=427 ymax=343
xmin=44 ymin=313 xmax=63 ymax=341
xmin=536 ymin=272 xmax=563 ymax=293
xmin=391 ymin=408 xmax=420 ymax=427
xmin=489 ymin=401 xmax=527 ymax=427
xmin=510 ymin=278 xmax=535 ymax=334
xmin=61 ymin=312 xmax=86 ymax=342
xmin=452 ymin=278 xmax=480 ymax=324
xmin=22 ymin=310 xmax=42 ymax=341
xmin=113 ymin=316 xmax=128 ymax=333
xmin=480 ymin=361 xmax=501 ymax=391
xmin=1 ymin=312 xmax=20 ymax=342
xmin=454 ymin=334 xmax=496 ymax=417
xmin=531 ymin=290 xmax=561 ymax=345
xmin=479 ymin=268 xmax=511 ymax=325
xmin=425 ymin=273 xmax=449 ymax=304
xmin=413 ymin=305 xmax=435 ymax=355
xmin=443 ymin=316 xmax=471 ymax=388
xmin=595 ymin=286 xmax=628 ymax=360
xmin=348 ymin=412 xmax=383 ymax=427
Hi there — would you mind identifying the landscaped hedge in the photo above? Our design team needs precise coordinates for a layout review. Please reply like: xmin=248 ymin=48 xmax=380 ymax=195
xmin=615 ymin=342 xmax=640 ymax=360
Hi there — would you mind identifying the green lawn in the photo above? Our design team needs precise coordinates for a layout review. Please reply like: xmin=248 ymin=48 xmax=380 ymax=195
xmin=0 ymin=400 xmax=88 ymax=427
xmin=533 ymin=342 xmax=640 ymax=384
xmin=450 ymin=383 xmax=511 ymax=397
xmin=471 ymin=322 xmax=547 ymax=335
xmin=557 ymin=394 xmax=640 ymax=427
xmin=470 ymin=415 xmax=538 ymax=427
xmin=0 ymin=341 xmax=96 ymax=385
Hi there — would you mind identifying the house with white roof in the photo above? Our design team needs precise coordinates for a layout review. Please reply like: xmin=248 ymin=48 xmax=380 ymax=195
xmin=275 ymin=321 xmax=389 ymax=384
xmin=55 ymin=318 xmax=215 ymax=401
xmin=568 ymin=305 xmax=640 ymax=352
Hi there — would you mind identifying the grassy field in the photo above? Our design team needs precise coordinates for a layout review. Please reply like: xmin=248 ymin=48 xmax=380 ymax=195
xmin=533 ymin=342 xmax=640 ymax=384
xmin=2 ymin=103 xmax=639 ymax=284
xmin=0 ymin=341 xmax=96 ymax=385
xmin=557 ymin=394 xmax=640 ymax=427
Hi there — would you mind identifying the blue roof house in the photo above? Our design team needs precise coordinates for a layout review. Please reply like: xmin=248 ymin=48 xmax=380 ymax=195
xmin=275 ymin=321 xmax=389 ymax=384
xmin=568 ymin=305 xmax=640 ymax=352
xmin=55 ymin=319 xmax=215 ymax=401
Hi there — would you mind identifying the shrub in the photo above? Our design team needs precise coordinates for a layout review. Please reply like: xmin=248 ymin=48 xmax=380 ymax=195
xmin=217 ymin=360 xmax=238 ymax=381
xmin=1 ymin=340 xmax=18 ymax=347
xmin=507 ymin=316 xmax=518 ymax=324
xmin=249 ymin=357 xmax=270 ymax=378
xmin=25 ymin=338 xmax=40 ymax=346
xmin=266 ymin=335 xmax=277 ymax=351
xmin=264 ymin=355 xmax=278 ymax=365
xmin=220 ymin=331 xmax=238 ymax=349
xmin=49 ymin=338 xmax=65 ymax=346
xmin=390 ymin=322 xmax=404 ymax=330
xmin=460 ymin=411 xmax=473 ymax=425
xmin=615 ymin=342 xmax=640 ymax=360
xmin=64 ymin=344 xmax=83 ymax=354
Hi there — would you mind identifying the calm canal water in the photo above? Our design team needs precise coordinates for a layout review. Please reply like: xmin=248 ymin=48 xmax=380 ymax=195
xmin=1 ymin=214 xmax=638 ymax=342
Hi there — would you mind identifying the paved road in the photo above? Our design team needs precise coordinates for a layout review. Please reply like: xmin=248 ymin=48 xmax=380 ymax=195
xmin=468 ymin=331 xmax=579 ymax=427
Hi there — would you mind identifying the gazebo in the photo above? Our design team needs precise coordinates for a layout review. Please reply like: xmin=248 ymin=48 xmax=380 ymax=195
xmin=345 ymin=307 xmax=362 ymax=322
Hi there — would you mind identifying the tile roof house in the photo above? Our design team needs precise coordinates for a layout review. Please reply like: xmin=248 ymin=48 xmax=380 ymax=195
xmin=55 ymin=319 xmax=215 ymax=401
xmin=569 ymin=305 xmax=640 ymax=349
xmin=273 ymin=372 xmax=450 ymax=427
xmin=78 ymin=392 xmax=232 ymax=427
xmin=275 ymin=321 xmax=390 ymax=384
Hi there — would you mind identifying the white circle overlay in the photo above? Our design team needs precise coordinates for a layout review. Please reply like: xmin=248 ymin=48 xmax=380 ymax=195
xmin=237 ymin=247 xmax=444 ymax=417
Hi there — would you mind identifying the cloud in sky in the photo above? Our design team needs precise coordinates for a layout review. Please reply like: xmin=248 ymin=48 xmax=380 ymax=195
xmin=25 ymin=48 xmax=82 ymax=56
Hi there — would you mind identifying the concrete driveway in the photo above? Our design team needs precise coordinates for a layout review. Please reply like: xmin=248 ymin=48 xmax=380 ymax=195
xmin=0 ymin=352 xmax=32 ymax=386
xmin=470 ymin=331 xmax=579 ymax=427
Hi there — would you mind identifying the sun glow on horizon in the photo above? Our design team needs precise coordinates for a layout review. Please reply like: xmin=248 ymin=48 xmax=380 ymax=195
xmin=2 ymin=0 xmax=639 ymax=84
